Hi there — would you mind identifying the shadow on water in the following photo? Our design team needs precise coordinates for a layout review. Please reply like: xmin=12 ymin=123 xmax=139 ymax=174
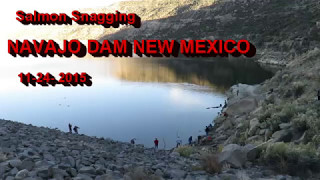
xmin=111 ymin=57 xmax=274 ymax=93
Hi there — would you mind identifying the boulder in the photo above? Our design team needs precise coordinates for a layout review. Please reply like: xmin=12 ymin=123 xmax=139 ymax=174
xmin=272 ymin=129 xmax=292 ymax=142
xmin=279 ymin=123 xmax=291 ymax=130
xmin=19 ymin=159 xmax=35 ymax=171
xmin=248 ymin=118 xmax=260 ymax=136
xmin=243 ymin=144 xmax=258 ymax=161
xmin=15 ymin=169 xmax=29 ymax=180
xmin=8 ymin=159 xmax=22 ymax=168
xmin=218 ymin=144 xmax=247 ymax=168
xmin=79 ymin=166 xmax=96 ymax=174
xmin=168 ymin=169 xmax=186 ymax=178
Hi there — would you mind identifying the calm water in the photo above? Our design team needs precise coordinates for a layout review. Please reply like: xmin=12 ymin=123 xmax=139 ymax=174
xmin=0 ymin=58 xmax=273 ymax=148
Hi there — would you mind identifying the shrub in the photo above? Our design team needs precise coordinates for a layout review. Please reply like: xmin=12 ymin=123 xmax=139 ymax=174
xmin=201 ymin=154 xmax=222 ymax=174
xmin=217 ymin=145 xmax=224 ymax=153
xmin=293 ymin=82 xmax=304 ymax=98
xmin=175 ymin=146 xmax=194 ymax=157
xmin=260 ymin=142 xmax=320 ymax=176
xmin=127 ymin=167 xmax=162 ymax=180
xmin=292 ymin=114 xmax=308 ymax=131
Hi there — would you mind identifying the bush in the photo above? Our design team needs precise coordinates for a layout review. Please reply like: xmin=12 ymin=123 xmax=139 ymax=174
xmin=260 ymin=142 xmax=320 ymax=176
xmin=175 ymin=146 xmax=194 ymax=157
xmin=293 ymin=109 xmax=320 ymax=144
xmin=201 ymin=154 xmax=222 ymax=174
xmin=293 ymin=82 xmax=304 ymax=98
xmin=127 ymin=167 xmax=162 ymax=180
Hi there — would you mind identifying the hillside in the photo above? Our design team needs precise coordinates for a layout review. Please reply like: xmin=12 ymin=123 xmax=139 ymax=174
xmin=101 ymin=0 xmax=320 ymax=65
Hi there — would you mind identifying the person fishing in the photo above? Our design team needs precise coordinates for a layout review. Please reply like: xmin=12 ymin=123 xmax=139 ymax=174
xmin=73 ymin=126 xmax=79 ymax=134
xmin=154 ymin=138 xmax=159 ymax=149
xmin=188 ymin=136 xmax=192 ymax=145
xmin=205 ymin=126 xmax=209 ymax=136
xmin=223 ymin=100 xmax=227 ymax=108
xmin=68 ymin=123 xmax=72 ymax=133
xmin=130 ymin=138 xmax=136 ymax=145
xmin=176 ymin=137 xmax=182 ymax=148
xmin=197 ymin=130 xmax=202 ymax=144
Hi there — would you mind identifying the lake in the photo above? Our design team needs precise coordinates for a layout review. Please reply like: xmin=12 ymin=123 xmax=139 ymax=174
xmin=0 ymin=57 xmax=273 ymax=148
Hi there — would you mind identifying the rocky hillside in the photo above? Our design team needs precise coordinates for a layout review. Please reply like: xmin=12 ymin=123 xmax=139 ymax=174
xmin=101 ymin=0 xmax=320 ymax=65
xmin=13 ymin=0 xmax=215 ymax=40
xmin=207 ymin=48 xmax=320 ymax=178
xmin=0 ymin=119 xmax=301 ymax=180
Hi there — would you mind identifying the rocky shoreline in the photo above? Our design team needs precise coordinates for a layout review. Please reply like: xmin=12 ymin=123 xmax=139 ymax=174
xmin=0 ymin=117 xmax=301 ymax=180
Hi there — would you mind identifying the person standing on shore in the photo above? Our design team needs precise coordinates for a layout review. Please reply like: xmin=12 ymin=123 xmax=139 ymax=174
xmin=154 ymin=138 xmax=159 ymax=149
xmin=131 ymin=138 xmax=136 ymax=145
xmin=198 ymin=130 xmax=202 ymax=144
xmin=176 ymin=137 xmax=182 ymax=148
xmin=205 ymin=126 xmax=209 ymax=136
xmin=68 ymin=123 xmax=72 ymax=133
xmin=73 ymin=126 xmax=79 ymax=134
xmin=188 ymin=136 xmax=192 ymax=145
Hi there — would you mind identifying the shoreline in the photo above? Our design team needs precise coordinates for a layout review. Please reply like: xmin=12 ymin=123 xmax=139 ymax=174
xmin=0 ymin=116 xmax=296 ymax=180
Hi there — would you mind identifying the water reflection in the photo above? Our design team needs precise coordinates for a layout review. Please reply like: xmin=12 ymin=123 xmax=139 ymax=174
xmin=0 ymin=58 xmax=273 ymax=148
xmin=112 ymin=58 xmax=273 ymax=92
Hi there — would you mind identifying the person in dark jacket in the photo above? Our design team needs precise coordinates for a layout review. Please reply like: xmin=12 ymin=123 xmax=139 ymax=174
xmin=205 ymin=126 xmax=209 ymax=136
xmin=73 ymin=126 xmax=79 ymax=134
xmin=68 ymin=123 xmax=72 ymax=133
xmin=188 ymin=136 xmax=192 ymax=145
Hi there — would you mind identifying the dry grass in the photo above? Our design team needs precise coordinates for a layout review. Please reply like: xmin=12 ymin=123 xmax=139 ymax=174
xmin=201 ymin=154 xmax=222 ymax=174
xmin=127 ymin=167 xmax=162 ymax=180
xmin=175 ymin=146 xmax=194 ymax=157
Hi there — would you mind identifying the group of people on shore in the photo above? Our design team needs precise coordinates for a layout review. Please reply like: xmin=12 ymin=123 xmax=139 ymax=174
xmin=68 ymin=123 xmax=79 ymax=134
xmin=129 ymin=123 xmax=215 ymax=150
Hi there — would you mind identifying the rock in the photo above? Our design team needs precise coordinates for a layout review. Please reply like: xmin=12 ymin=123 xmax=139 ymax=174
xmin=95 ymin=174 xmax=114 ymax=180
xmin=272 ymin=129 xmax=292 ymax=142
xmin=48 ymin=167 xmax=68 ymax=178
xmin=294 ymin=131 xmax=306 ymax=144
xmin=15 ymin=169 xmax=29 ymax=180
xmin=9 ymin=167 xmax=18 ymax=176
xmin=170 ymin=152 xmax=180 ymax=157
xmin=248 ymin=118 xmax=260 ymax=136
xmin=168 ymin=169 xmax=186 ymax=178
xmin=36 ymin=167 xmax=49 ymax=178
xmin=279 ymin=123 xmax=291 ymax=130
xmin=8 ymin=159 xmax=22 ymax=168
xmin=247 ymin=135 xmax=263 ymax=142
xmin=79 ymin=166 xmax=96 ymax=174
xmin=259 ymin=129 xmax=266 ymax=135
xmin=5 ymin=176 xmax=14 ymax=180
xmin=265 ymin=129 xmax=272 ymax=141
xmin=19 ymin=159 xmax=35 ymax=171
xmin=218 ymin=144 xmax=247 ymax=168
xmin=222 ymin=119 xmax=233 ymax=130
xmin=67 ymin=156 xmax=76 ymax=167
xmin=76 ymin=173 xmax=94 ymax=180
xmin=260 ymin=122 xmax=267 ymax=129
xmin=243 ymin=144 xmax=258 ymax=161
xmin=155 ymin=169 xmax=164 ymax=177
xmin=68 ymin=167 xmax=77 ymax=177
